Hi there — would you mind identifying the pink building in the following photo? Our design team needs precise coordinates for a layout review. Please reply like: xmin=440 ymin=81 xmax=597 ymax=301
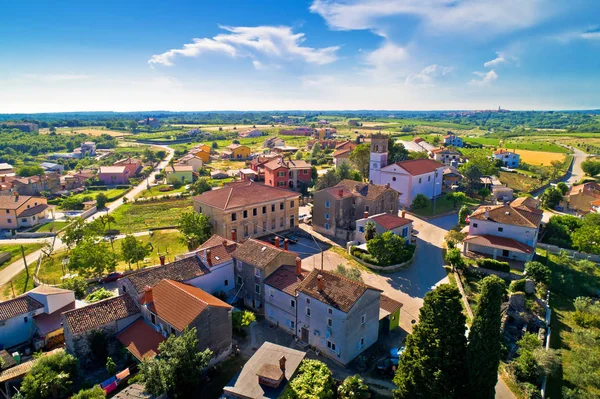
xmin=113 ymin=157 xmax=141 ymax=177
xmin=98 ymin=166 xmax=129 ymax=185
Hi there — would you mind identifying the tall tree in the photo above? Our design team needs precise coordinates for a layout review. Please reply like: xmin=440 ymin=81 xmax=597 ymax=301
xmin=121 ymin=234 xmax=152 ymax=269
xmin=349 ymin=144 xmax=371 ymax=179
xmin=388 ymin=138 xmax=409 ymax=163
xmin=69 ymin=237 xmax=117 ymax=277
xmin=393 ymin=284 xmax=467 ymax=399
xmin=466 ymin=275 xmax=507 ymax=399
xmin=178 ymin=211 xmax=213 ymax=250
xmin=20 ymin=351 xmax=78 ymax=399
xmin=139 ymin=328 xmax=212 ymax=399
xmin=62 ymin=217 xmax=89 ymax=249
xmin=190 ymin=177 xmax=212 ymax=195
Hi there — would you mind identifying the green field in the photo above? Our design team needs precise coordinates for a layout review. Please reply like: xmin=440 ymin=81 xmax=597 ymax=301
xmin=0 ymin=243 xmax=44 ymax=270
xmin=409 ymin=195 xmax=480 ymax=217
xmin=110 ymin=198 xmax=193 ymax=233
xmin=30 ymin=220 xmax=72 ymax=232
xmin=0 ymin=269 xmax=35 ymax=300
xmin=462 ymin=136 xmax=569 ymax=153
xmin=136 ymin=184 xmax=187 ymax=199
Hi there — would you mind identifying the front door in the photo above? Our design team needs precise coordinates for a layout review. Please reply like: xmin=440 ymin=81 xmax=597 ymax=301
xmin=289 ymin=215 xmax=295 ymax=228
xmin=301 ymin=327 xmax=309 ymax=343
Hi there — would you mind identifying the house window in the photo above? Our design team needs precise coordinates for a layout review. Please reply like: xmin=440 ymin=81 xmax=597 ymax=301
xmin=278 ymin=181 xmax=286 ymax=187
xmin=392 ymin=177 xmax=396 ymax=181
xmin=328 ymin=308 xmax=333 ymax=315
xmin=224 ymin=279 xmax=229 ymax=286
xmin=358 ymin=225 xmax=364 ymax=233
xmin=306 ymin=298 xmax=311 ymax=304
xmin=280 ymin=202 xmax=284 ymax=210
xmin=291 ymin=299 xmax=296 ymax=308
xmin=254 ymin=225 xmax=258 ymax=234
xmin=325 ymin=213 xmax=330 ymax=220
xmin=326 ymin=340 xmax=336 ymax=352
xmin=255 ymin=284 xmax=261 ymax=294
xmin=262 ymin=206 xmax=267 ymax=214
xmin=498 ymin=227 xmax=504 ymax=232
xmin=271 ymin=204 xmax=275 ymax=212
xmin=419 ymin=178 xmax=422 ymax=183
xmin=327 ymin=318 xmax=332 ymax=327
xmin=237 ymin=275 xmax=243 ymax=285
xmin=290 ymin=201 xmax=294 ymax=208
xmin=243 ymin=210 xmax=248 ymax=218
xmin=24 ymin=316 xmax=28 ymax=323
xmin=262 ymin=221 xmax=267 ymax=232
xmin=279 ymin=171 xmax=286 ymax=177
xmin=269 ymin=288 xmax=274 ymax=297
xmin=272 ymin=219 xmax=276 ymax=229
xmin=325 ymin=201 xmax=330 ymax=208
xmin=171 ymin=327 xmax=176 ymax=335
xmin=303 ymin=169 xmax=308 ymax=174
xmin=231 ymin=213 xmax=237 ymax=221
xmin=290 ymin=320 xmax=295 ymax=329
xmin=365 ymin=206 xmax=370 ymax=212
xmin=472 ymin=223 xmax=478 ymax=228
xmin=428 ymin=176 xmax=431 ymax=182
xmin=21 ymin=218 xmax=27 ymax=223
xmin=361 ymin=314 xmax=366 ymax=324
xmin=123 ymin=285 xmax=127 ymax=293
xmin=244 ymin=225 xmax=249 ymax=237
xmin=325 ymin=223 xmax=329 ymax=230
xmin=359 ymin=337 xmax=365 ymax=348
xmin=199 ymin=207 xmax=202 ymax=213
xmin=7 ymin=219 xmax=11 ymax=223
xmin=252 ymin=208 xmax=257 ymax=216
xmin=280 ymin=217 xmax=284 ymax=228
xmin=306 ymin=307 xmax=311 ymax=317
xmin=151 ymin=314 xmax=156 ymax=325
xmin=254 ymin=268 xmax=261 ymax=278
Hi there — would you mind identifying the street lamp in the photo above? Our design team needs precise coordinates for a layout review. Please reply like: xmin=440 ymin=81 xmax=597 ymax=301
xmin=432 ymin=171 xmax=441 ymax=215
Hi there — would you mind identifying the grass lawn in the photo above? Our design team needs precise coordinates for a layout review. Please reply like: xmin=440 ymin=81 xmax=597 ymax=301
xmin=110 ymin=198 xmax=193 ymax=234
xmin=0 ymin=269 xmax=35 ymax=300
xmin=409 ymin=195 xmax=480 ymax=218
xmin=0 ymin=243 xmax=44 ymax=270
xmin=29 ymin=220 xmax=71 ymax=232
xmin=67 ymin=188 xmax=129 ymax=203
xmin=136 ymin=184 xmax=187 ymax=199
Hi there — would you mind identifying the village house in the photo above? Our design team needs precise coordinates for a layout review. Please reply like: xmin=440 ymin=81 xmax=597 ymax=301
xmin=0 ymin=163 xmax=14 ymax=176
xmin=443 ymin=134 xmax=463 ymax=147
xmin=263 ymin=157 xmax=312 ymax=191
xmin=493 ymin=149 xmax=520 ymax=167
xmin=113 ymin=157 xmax=142 ymax=176
xmin=430 ymin=147 xmax=461 ymax=165
xmin=138 ymin=117 xmax=161 ymax=128
xmin=312 ymin=179 xmax=399 ymax=240
xmin=8 ymin=174 xmax=61 ymax=196
xmin=190 ymin=145 xmax=212 ymax=163
xmin=239 ymin=128 xmax=264 ymax=138
xmin=565 ymin=181 xmax=600 ymax=214
xmin=263 ymin=137 xmax=285 ymax=149
xmin=279 ymin=127 xmax=312 ymax=136
xmin=333 ymin=141 xmax=357 ymax=167
xmin=176 ymin=154 xmax=204 ymax=172
xmin=232 ymin=237 xmax=298 ymax=313
xmin=0 ymin=194 xmax=48 ymax=230
xmin=40 ymin=162 xmax=64 ymax=174
xmin=314 ymin=128 xmax=336 ymax=140
xmin=462 ymin=197 xmax=543 ymax=262
xmin=193 ymin=181 xmax=300 ymax=240
xmin=79 ymin=142 xmax=97 ymax=157
xmin=98 ymin=166 xmax=129 ymax=185
xmin=249 ymin=153 xmax=281 ymax=181
xmin=223 ymin=342 xmax=306 ymax=399
xmin=355 ymin=211 xmax=413 ymax=244
xmin=222 ymin=144 xmax=250 ymax=160
xmin=165 ymin=164 xmax=194 ymax=183
xmin=271 ymin=146 xmax=299 ymax=155
xmin=116 ymin=319 xmax=165 ymax=362
xmin=239 ymin=168 xmax=259 ymax=182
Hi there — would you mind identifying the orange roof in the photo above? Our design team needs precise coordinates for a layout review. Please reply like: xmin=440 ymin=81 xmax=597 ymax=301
xmin=389 ymin=159 xmax=444 ymax=176
xmin=117 ymin=319 xmax=165 ymax=361
xmin=371 ymin=213 xmax=413 ymax=230
xmin=151 ymin=280 xmax=232 ymax=331
xmin=591 ymin=199 xmax=600 ymax=206
xmin=193 ymin=181 xmax=298 ymax=210
xmin=463 ymin=234 xmax=534 ymax=254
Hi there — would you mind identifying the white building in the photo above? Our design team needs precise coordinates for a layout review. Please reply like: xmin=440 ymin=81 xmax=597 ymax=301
xmin=355 ymin=212 xmax=413 ymax=244
xmin=462 ymin=197 xmax=543 ymax=262
xmin=443 ymin=134 xmax=463 ymax=147
xmin=430 ymin=148 xmax=461 ymax=165
xmin=493 ymin=149 xmax=520 ymax=167
xmin=177 ymin=154 xmax=204 ymax=172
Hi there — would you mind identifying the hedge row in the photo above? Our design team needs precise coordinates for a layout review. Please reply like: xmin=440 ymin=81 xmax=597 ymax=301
xmin=475 ymin=258 xmax=510 ymax=272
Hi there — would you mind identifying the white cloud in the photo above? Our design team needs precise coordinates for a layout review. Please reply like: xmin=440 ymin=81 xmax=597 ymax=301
xmin=149 ymin=25 xmax=340 ymax=67
xmin=469 ymin=70 xmax=498 ymax=86
xmin=484 ymin=51 xmax=519 ymax=68
xmin=484 ymin=55 xmax=506 ymax=68
xmin=555 ymin=26 xmax=600 ymax=42
xmin=405 ymin=64 xmax=453 ymax=85
xmin=365 ymin=42 xmax=408 ymax=75
xmin=310 ymin=0 xmax=553 ymax=36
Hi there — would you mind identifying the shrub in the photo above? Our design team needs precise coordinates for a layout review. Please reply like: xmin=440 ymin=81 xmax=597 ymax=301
xmin=475 ymin=258 xmax=510 ymax=273
xmin=71 ymin=386 xmax=106 ymax=399
xmin=514 ymin=350 xmax=539 ymax=384
xmin=524 ymin=261 xmax=551 ymax=285
xmin=335 ymin=264 xmax=363 ymax=282
xmin=509 ymin=279 xmax=527 ymax=293
xmin=283 ymin=360 xmax=335 ymax=399
xmin=61 ymin=276 xmax=88 ymax=299
xmin=411 ymin=193 xmax=430 ymax=209
xmin=232 ymin=310 xmax=256 ymax=333
xmin=85 ymin=288 xmax=114 ymax=303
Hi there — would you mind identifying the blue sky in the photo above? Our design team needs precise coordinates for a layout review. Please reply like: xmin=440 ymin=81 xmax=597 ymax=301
xmin=1 ymin=0 xmax=599 ymax=112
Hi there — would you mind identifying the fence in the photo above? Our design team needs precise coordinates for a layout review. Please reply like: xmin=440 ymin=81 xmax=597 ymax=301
xmin=537 ymin=242 xmax=600 ymax=262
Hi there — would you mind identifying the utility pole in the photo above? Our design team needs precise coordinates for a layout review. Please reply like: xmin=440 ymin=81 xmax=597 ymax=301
xmin=21 ymin=245 xmax=29 ymax=278
xmin=321 ymin=250 xmax=324 ymax=271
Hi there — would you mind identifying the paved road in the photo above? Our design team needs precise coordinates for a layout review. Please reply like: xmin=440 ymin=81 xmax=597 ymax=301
xmin=0 ymin=145 xmax=175 ymax=286
xmin=564 ymin=146 xmax=588 ymax=185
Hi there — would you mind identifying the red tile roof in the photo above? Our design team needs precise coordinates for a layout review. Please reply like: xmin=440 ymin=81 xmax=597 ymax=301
xmin=380 ymin=295 xmax=403 ymax=314
xmin=62 ymin=295 xmax=140 ymax=335
xmin=470 ymin=203 xmax=543 ymax=228
xmin=150 ymin=280 xmax=232 ymax=332
xmin=463 ymin=234 xmax=534 ymax=254
xmin=117 ymin=319 xmax=165 ymax=361
xmin=0 ymin=295 xmax=44 ymax=321
xmin=372 ymin=213 xmax=413 ymax=230
xmin=0 ymin=195 xmax=36 ymax=211
xmin=325 ymin=179 xmax=397 ymax=201
xmin=264 ymin=265 xmax=309 ymax=295
xmin=34 ymin=302 xmax=76 ymax=335
xmin=193 ymin=181 xmax=298 ymax=210
xmin=123 ymin=256 xmax=209 ymax=293
xmin=390 ymin=159 xmax=444 ymax=176
xmin=232 ymin=239 xmax=297 ymax=269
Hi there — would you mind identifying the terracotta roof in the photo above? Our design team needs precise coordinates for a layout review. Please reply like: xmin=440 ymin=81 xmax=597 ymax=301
xmin=380 ymin=295 xmax=403 ymax=314
xmin=263 ymin=158 xmax=311 ymax=171
xmin=264 ymin=265 xmax=309 ymax=295
xmin=232 ymin=239 xmax=297 ymax=269
xmin=117 ymin=319 xmax=165 ymax=361
xmin=0 ymin=195 xmax=35 ymax=210
xmin=389 ymin=159 xmax=444 ymax=176
xmin=470 ymin=203 xmax=543 ymax=228
xmin=62 ymin=295 xmax=140 ymax=335
xmin=19 ymin=203 xmax=48 ymax=217
xmin=430 ymin=147 xmax=460 ymax=155
xmin=372 ymin=213 xmax=413 ymax=230
xmin=257 ymin=363 xmax=283 ymax=380
xmin=0 ymin=295 xmax=44 ymax=321
xmin=413 ymin=137 xmax=424 ymax=143
xmin=197 ymin=243 xmax=233 ymax=266
xmin=227 ymin=144 xmax=243 ymax=150
xmin=99 ymin=166 xmax=127 ymax=174
xmin=463 ymin=234 xmax=534 ymax=254
xmin=493 ymin=149 xmax=518 ymax=156
xmin=123 ymin=256 xmax=209 ymax=293
xmin=297 ymin=270 xmax=381 ymax=313
xmin=198 ymin=234 xmax=237 ymax=250
xmin=334 ymin=141 xmax=355 ymax=150
xmin=326 ymin=179 xmax=396 ymax=201
xmin=34 ymin=302 xmax=76 ymax=335
xmin=570 ymin=181 xmax=600 ymax=195
xmin=333 ymin=148 xmax=352 ymax=158
xmin=193 ymin=181 xmax=298 ymax=210
xmin=510 ymin=197 xmax=541 ymax=212
xmin=591 ymin=199 xmax=600 ymax=206
xmin=167 ymin=165 xmax=193 ymax=172
xmin=150 ymin=280 xmax=231 ymax=332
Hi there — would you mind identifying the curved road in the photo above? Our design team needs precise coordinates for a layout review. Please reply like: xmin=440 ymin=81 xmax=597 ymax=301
xmin=0 ymin=145 xmax=175 ymax=286
xmin=531 ymin=146 xmax=588 ymax=198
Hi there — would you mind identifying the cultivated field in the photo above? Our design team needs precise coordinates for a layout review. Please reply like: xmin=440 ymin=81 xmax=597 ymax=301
xmin=511 ymin=149 xmax=567 ymax=166
xmin=39 ymin=127 xmax=130 ymax=137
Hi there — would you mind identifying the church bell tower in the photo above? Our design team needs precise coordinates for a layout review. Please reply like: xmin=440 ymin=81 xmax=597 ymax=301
xmin=369 ymin=133 xmax=388 ymax=184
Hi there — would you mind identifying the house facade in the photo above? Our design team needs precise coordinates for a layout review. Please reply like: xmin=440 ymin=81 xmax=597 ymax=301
xmin=443 ymin=134 xmax=463 ymax=147
xmin=177 ymin=154 xmax=204 ymax=172
xmin=222 ymin=144 xmax=250 ymax=160
xmin=355 ymin=212 xmax=413 ymax=244
xmin=193 ymin=181 xmax=300 ymax=240
xmin=566 ymin=182 xmax=600 ymax=214
xmin=0 ymin=163 xmax=14 ymax=176
xmin=263 ymin=137 xmax=285 ymax=149
xmin=493 ymin=149 xmax=520 ymax=167
xmin=239 ymin=129 xmax=264 ymax=138
xmin=431 ymin=148 xmax=461 ymax=165
xmin=263 ymin=158 xmax=312 ymax=191
xmin=264 ymin=259 xmax=307 ymax=335
xmin=98 ymin=166 xmax=129 ymax=185
xmin=312 ymin=179 xmax=399 ymax=240
xmin=165 ymin=165 xmax=194 ymax=183
xmin=0 ymin=194 xmax=48 ymax=230
xmin=113 ymin=157 xmax=142 ymax=176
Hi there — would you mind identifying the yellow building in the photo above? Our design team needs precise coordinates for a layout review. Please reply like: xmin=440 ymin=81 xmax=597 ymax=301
xmin=223 ymin=144 xmax=250 ymax=160
xmin=191 ymin=149 xmax=211 ymax=163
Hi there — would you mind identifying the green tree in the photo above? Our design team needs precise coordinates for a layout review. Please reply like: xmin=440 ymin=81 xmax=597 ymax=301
xmin=478 ymin=187 xmax=491 ymax=200
xmin=62 ymin=218 xmax=89 ymax=249
xmin=411 ymin=193 xmax=430 ymax=209
xmin=445 ymin=247 xmax=465 ymax=271
xmin=550 ymin=160 xmax=564 ymax=179
xmin=69 ymin=237 xmax=117 ymax=277
xmin=95 ymin=193 xmax=108 ymax=209
xmin=572 ymin=223 xmax=600 ymax=254
xmin=466 ymin=275 xmax=507 ymax=399
xmin=106 ymin=357 xmax=116 ymax=376
xmin=16 ymin=165 xmax=45 ymax=177
xmin=581 ymin=159 xmax=600 ymax=176
xmin=20 ymin=351 xmax=78 ymax=399
xmin=143 ymin=148 xmax=157 ymax=163
xmin=393 ymin=285 xmax=467 ymax=399
xmin=60 ymin=276 xmax=88 ymax=299
xmin=349 ymin=144 xmax=371 ymax=179
xmin=232 ymin=310 xmax=256 ymax=333
xmin=178 ymin=211 xmax=213 ymax=250
xmin=525 ymin=261 xmax=551 ymax=285
xmin=167 ymin=174 xmax=184 ymax=189
xmin=314 ymin=169 xmax=340 ymax=190
xmin=556 ymin=181 xmax=569 ymax=195
xmin=367 ymin=231 xmax=406 ymax=266
xmin=311 ymin=142 xmax=322 ymax=158
xmin=285 ymin=359 xmax=335 ymax=399
xmin=120 ymin=234 xmax=152 ymax=269
xmin=458 ymin=205 xmax=471 ymax=225
xmin=338 ymin=375 xmax=370 ymax=399
xmin=85 ymin=288 xmax=114 ymax=303
xmin=336 ymin=264 xmax=363 ymax=282
xmin=514 ymin=349 xmax=539 ymax=383
xmin=139 ymin=328 xmax=213 ymax=399
xmin=518 ymin=332 xmax=542 ymax=352
xmin=408 ymin=151 xmax=429 ymax=160
xmin=364 ymin=221 xmax=377 ymax=241
xmin=540 ymin=186 xmax=563 ymax=209
xmin=447 ymin=191 xmax=467 ymax=208
xmin=71 ymin=386 xmax=105 ymax=399
xmin=388 ymin=138 xmax=409 ymax=163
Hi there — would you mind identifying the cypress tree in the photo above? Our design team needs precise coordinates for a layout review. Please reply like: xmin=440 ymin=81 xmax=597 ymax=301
xmin=393 ymin=284 xmax=467 ymax=399
xmin=466 ymin=275 xmax=507 ymax=399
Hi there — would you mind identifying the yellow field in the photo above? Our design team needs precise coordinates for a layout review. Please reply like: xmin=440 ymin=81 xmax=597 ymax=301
xmin=510 ymin=149 xmax=566 ymax=166
xmin=40 ymin=127 xmax=130 ymax=137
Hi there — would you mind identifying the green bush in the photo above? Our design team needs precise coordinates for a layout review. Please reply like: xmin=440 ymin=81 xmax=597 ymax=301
xmin=411 ymin=193 xmax=430 ymax=209
xmin=475 ymin=258 xmax=510 ymax=273
xmin=510 ymin=279 xmax=527 ymax=293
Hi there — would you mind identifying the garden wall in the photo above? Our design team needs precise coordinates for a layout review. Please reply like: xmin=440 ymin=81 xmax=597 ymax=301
xmin=537 ymin=242 xmax=600 ymax=262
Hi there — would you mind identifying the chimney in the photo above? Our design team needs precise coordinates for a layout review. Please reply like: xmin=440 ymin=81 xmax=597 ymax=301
xmin=295 ymin=257 xmax=302 ymax=276
xmin=317 ymin=274 xmax=324 ymax=291
xmin=231 ymin=229 xmax=237 ymax=242
xmin=284 ymin=238 xmax=289 ymax=251
xmin=385 ymin=183 xmax=390 ymax=189
xmin=338 ymin=188 xmax=344 ymax=197
xmin=159 ymin=255 xmax=166 ymax=265
xmin=363 ymin=211 xmax=369 ymax=219
xmin=222 ymin=240 xmax=228 ymax=247
xmin=279 ymin=356 xmax=287 ymax=372
xmin=401 ymin=209 xmax=406 ymax=218
xmin=274 ymin=236 xmax=280 ymax=248
xmin=206 ymin=249 xmax=212 ymax=266
xmin=143 ymin=286 xmax=153 ymax=305
xmin=484 ymin=207 xmax=490 ymax=219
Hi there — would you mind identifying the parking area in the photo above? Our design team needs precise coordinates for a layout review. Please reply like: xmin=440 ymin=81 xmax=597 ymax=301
xmin=257 ymin=230 xmax=331 ymax=260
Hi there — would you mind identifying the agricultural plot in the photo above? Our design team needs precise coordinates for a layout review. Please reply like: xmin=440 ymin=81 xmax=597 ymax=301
xmin=511 ymin=149 xmax=566 ymax=166
xmin=109 ymin=198 xmax=193 ymax=234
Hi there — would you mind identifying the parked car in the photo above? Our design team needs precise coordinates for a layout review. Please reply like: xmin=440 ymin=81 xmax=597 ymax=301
xmin=98 ymin=272 xmax=123 ymax=283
